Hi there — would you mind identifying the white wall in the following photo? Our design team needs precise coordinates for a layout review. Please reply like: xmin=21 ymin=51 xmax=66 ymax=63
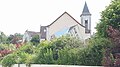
xmin=47 ymin=13 xmax=81 ymax=40
xmin=23 ymin=32 xmax=31 ymax=42
xmin=5 ymin=64 xmax=104 ymax=67
xmin=81 ymin=15 xmax=91 ymax=31
xmin=69 ymin=24 xmax=90 ymax=41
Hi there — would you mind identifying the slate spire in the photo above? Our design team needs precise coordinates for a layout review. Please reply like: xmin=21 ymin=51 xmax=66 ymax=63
xmin=81 ymin=2 xmax=91 ymax=16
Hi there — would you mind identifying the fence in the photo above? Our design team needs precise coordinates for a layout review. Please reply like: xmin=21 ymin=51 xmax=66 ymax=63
xmin=0 ymin=64 xmax=104 ymax=67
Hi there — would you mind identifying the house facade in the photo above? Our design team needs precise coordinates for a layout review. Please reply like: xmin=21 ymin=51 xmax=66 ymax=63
xmin=40 ymin=2 xmax=91 ymax=41
xmin=22 ymin=30 xmax=40 ymax=43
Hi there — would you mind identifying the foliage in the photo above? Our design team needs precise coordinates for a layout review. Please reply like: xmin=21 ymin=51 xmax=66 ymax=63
xmin=57 ymin=48 xmax=78 ymax=65
xmin=77 ymin=37 xmax=113 ymax=66
xmin=96 ymin=0 xmax=120 ymax=37
xmin=0 ymin=35 xmax=114 ymax=66
xmin=33 ymin=36 xmax=84 ymax=64
xmin=11 ymin=33 xmax=23 ymax=44
xmin=33 ymin=48 xmax=54 ymax=64
xmin=107 ymin=26 xmax=120 ymax=47
xmin=0 ymin=32 xmax=7 ymax=44
xmin=50 ymin=36 xmax=83 ymax=50
xmin=1 ymin=43 xmax=35 ymax=66
xmin=1 ymin=54 xmax=16 ymax=67
xmin=30 ymin=35 xmax=40 ymax=46
xmin=6 ymin=35 xmax=14 ymax=44
xmin=96 ymin=0 xmax=120 ymax=66
xmin=18 ymin=43 xmax=34 ymax=54
xmin=15 ymin=52 xmax=33 ymax=64
xmin=0 ymin=44 xmax=15 ymax=57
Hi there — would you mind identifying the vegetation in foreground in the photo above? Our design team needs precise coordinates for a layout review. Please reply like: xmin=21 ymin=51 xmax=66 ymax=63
xmin=0 ymin=0 xmax=120 ymax=67
xmin=0 ymin=36 xmax=112 ymax=67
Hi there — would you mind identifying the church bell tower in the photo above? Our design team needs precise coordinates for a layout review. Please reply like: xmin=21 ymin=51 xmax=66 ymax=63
xmin=80 ymin=2 xmax=91 ymax=34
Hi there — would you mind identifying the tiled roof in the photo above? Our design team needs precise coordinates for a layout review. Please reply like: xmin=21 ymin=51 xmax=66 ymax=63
xmin=26 ymin=30 xmax=40 ymax=37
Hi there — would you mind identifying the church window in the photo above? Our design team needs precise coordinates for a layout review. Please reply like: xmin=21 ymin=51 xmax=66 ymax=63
xmin=85 ymin=20 xmax=88 ymax=30
xmin=85 ymin=20 xmax=90 ymax=33
xmin=74 ymin=28 xmax=77 ymax=34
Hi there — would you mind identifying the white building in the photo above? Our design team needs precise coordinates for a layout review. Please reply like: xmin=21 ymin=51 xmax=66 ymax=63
xmin=40 ymin=2 xmax=91 ymax=41
xmin=23 ymin=30 xmax=40 ymax=43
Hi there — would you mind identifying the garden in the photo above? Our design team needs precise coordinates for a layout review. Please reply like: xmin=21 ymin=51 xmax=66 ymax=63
xmin=0 ymin=0 xmax=120 ymax=67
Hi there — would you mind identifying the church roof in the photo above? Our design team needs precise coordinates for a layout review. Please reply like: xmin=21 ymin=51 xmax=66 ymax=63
xmin=81 ymin=2 xmax=91 ymax=16
xmin=25 ymin=30 xmax=40 ymax=37
xmin=47 ymin=12 xmax=84 ymax=27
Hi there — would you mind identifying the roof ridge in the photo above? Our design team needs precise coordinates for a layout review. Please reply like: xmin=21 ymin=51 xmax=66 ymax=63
xmin=47 ymin=12 xmax=85 ymax=27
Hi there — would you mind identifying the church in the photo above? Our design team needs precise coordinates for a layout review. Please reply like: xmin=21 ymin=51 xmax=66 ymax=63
xmin=40 ymin=2 xmax=91 ymax=41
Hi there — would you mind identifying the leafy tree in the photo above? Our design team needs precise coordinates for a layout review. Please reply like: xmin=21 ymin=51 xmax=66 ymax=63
xmin=96 ymin=0 xmax=120 ymax=37
xmin=30 ymin=35 xmax=40 ymax=46
xmin=6 ymin=33 xmax=23 ymax=44
xmin=77 ymin=37 xmax=113 ymax=66
xmin=96 ymin=0 xmax=120 ymax=66
xmin=0 ymin=32 xmax=7 ymax=44
xmin=6 ymin=35 xmax=14 ymax=44
xmin=33 ymin=36 xmax=84 ymax=64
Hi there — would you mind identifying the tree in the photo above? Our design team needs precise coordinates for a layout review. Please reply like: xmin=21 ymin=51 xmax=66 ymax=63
xmin=6 ymin=35 xmax=14 ymax=44
xmin=0 ymin=32 xmax=7 ymax=44
xmin=30 ymin=35 xmax=40 ymax=46
xmin=96 ymin=0 xmax=120 ymax=37
xmin=6 ymin=33 xmax=23 ymax=44
xmin=96 ymin=0 xmax=120 ymax=66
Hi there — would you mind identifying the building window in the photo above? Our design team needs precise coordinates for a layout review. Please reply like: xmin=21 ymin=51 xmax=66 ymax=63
xmin=74 ymin=28 xmax=77 ymax=34
xmin=85 ymin=20 xmax=88 ymax=30
xmin=85 ymin=20 xmax=90 ymax=33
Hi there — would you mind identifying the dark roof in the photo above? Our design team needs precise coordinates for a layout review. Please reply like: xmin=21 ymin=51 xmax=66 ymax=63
xmin=81 ymin=2 xmax=91 ymax=16
xmin=40 ymin=26 xmax=47 ymax=39
xmin=26 ymin=30 xmax=40 ymax=37
xmin=47 ymin=12 xmax=85 ymax=27
xmin=68 ymin=25 xmax=77 ymax=32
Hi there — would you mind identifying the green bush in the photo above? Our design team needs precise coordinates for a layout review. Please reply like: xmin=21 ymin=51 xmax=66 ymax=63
xmin=33 ymin=48 xmax=54 ymax=64
xmin=18 ymin=43 xmax=34 ymax=54
xmin=30 ymin=35 xmax=40 ymax=46
xmin=33 ymin=36 xmax=84 ymax=64
xmin=1 ymin=54 xmax=16 ymax=67
xmin=57 ymin=48 xmax=78 ymax=65
xmin=1 ymin=36 xmax=113 ymax=66
xmin=50 ymin=36 xmax=83 ymax=50
xmin=77 ymin=37 xmax=113 ymax=66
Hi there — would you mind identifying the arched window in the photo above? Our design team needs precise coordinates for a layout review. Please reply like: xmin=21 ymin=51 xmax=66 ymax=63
xmin=85 ymin=20 xmax=88 ymax=33
xmin=85 ymin=20 xmax=88 ymax=29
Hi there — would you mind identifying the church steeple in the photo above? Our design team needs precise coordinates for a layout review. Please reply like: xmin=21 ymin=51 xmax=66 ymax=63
xmin=81 ymin=1 xmax=91 ymax=16
xmin=80 ymin=2 xmax=91 ymax=34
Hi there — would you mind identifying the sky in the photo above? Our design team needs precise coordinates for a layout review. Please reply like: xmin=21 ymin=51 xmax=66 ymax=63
xmin=0 ymin=0 xmax=111 ymax=35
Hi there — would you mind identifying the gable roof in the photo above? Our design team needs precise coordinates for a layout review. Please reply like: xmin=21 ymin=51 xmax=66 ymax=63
xmin=47 ymin=12 xmax=85 ymax=27
xmin=68 ymin=25 xmax=77 ymax=32
xmin=81 ymin=2 xmax=91 ymax=16
xmin=26 ymin=30 xmax=40 ymax=37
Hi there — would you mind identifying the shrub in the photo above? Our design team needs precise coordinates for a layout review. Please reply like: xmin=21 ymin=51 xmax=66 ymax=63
xmin=1 ymin=54 xmax=16 ymax=67
xmin=77 ymin=37 xmax=113 ymax=66
xmin=57 ymin=48 xmax=78 ymax=65
xmin=30 ymin=35 xmax=40 ymax=46
xmin=18 ymin=43 xmax=34 ymax=54
xmin=33 ymin=36 xmax=84 ymax=64
xmin=33 ymin=48 xmax=54 ymax=64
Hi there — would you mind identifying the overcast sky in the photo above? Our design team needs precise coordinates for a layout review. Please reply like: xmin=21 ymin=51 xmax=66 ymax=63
xmin=0 ymin=0 xmax=111 ymax=35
